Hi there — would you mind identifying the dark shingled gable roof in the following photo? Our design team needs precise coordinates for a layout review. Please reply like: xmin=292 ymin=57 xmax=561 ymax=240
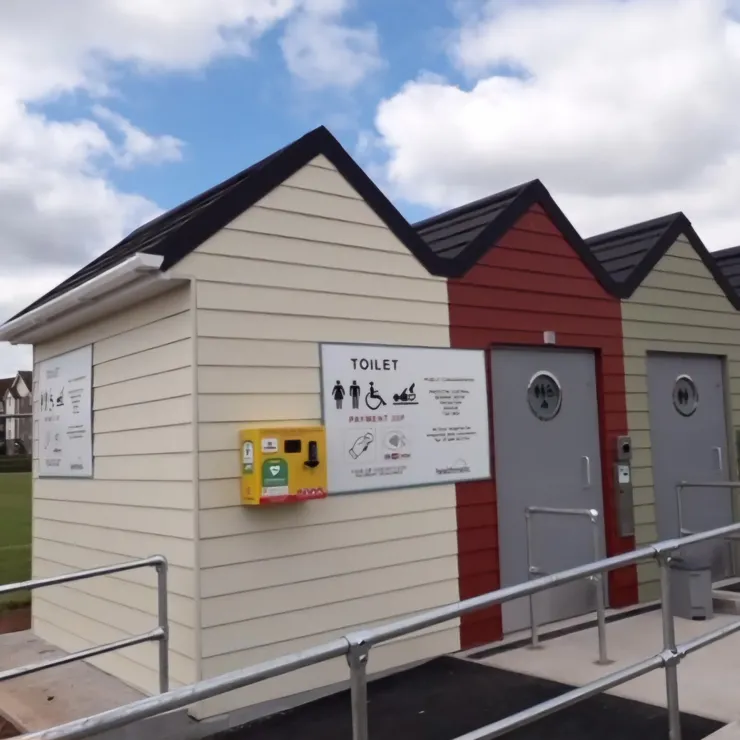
xmin=18 ymin=371 xmax=32 ymax=389
xmin=585 ymin=212 xmax=740 ymax=308
xmin=415 ymin=184 xmax=529 ymax=260
xmin=10 ymin=143 xmax=290 ymax=321
xmin=413 ymin=179 xmax=619 ymax=292
xmin=9 ymin=126 xmax=449 ymax=322
xmin=10 ymin=126 xmax=623 ymax=324
xmin=0 ymin=377 xmax=13 ymax=397
xmin=585 ymin=214 xmax=681 ymax=284
xmin=713 ymin=245 xmax=740 ymax=296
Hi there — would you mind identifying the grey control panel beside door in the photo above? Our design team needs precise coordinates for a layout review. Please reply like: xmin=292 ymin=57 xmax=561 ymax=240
xmin=615 ymin=435 xmax=635 ymax=537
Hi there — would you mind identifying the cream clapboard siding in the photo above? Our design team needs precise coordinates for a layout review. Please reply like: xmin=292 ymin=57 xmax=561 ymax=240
xmin=171 ymin=154 xmax=460 ymax=718
xmin=31 ymin=285 xmax=198 ymax=694
xmin=621 ymin=237 xmax=740 ymax=601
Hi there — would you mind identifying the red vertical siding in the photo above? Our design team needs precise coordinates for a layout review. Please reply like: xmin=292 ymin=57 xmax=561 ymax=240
xmin=449 ymin=205 xmax=636 ymax=650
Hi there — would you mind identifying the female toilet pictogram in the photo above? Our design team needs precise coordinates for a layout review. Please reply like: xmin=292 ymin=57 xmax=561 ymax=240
xmin=332 ymin=381 xmax=346 ymax=409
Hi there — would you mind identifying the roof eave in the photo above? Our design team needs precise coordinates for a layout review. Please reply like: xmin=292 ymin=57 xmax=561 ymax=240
xmin=0 ymin=253 xmax=175 ymax=345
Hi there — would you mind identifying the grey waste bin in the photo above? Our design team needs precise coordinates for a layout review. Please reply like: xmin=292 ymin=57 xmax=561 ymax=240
xmin=670 ymin=547 xmax=714 ymax=620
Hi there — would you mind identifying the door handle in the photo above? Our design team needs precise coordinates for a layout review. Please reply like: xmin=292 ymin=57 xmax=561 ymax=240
xmin=713 ymin=447 xmax=723 ymax=472
xmin=582 ymin=456 xmax=591 ymax=487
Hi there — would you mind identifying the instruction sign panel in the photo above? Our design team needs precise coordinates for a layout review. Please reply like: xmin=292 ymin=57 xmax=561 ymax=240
xmin=38 ymin=345 xmax=93 ymax=478
xmin=320 ymin=343 xmax=491 ymax=494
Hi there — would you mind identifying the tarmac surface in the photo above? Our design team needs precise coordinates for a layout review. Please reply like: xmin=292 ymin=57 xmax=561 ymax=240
xmin=211 ymin=656 xmax=722 ymax=740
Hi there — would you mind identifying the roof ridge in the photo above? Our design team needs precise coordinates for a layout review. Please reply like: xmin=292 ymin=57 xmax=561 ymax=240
xmin=411 ymin=178 xmax=618 ymax=294
xmin=413 ymin=180 xmax=539 ymax=230
xmin=412 ymin=181 xmax=537 ymax=265
xmin=585 ymin=212 xmax=684 ymax=244
xmin=581 ymin=211 xmax=740 ymax=308
xmin=713 ymin=244 xmax=740 ymax=260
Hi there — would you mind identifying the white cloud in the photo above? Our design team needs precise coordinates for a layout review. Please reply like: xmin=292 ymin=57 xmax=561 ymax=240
xmin=0 ymin=0 xmax=380 ymax=101
xmin=281 ymin=9 xmax=383 ymax=90
xmin=0 ymin=1 xmax=296 ymax=101
xmin=0 ymin=0 xmax=382 ymax=374
xmin=92 ymin=106 xmax=184 ymax=168
xmin=0 ymin=272 xmax=69 ymax=378
xmin=374 ymin=0 xmax=740 ymax=249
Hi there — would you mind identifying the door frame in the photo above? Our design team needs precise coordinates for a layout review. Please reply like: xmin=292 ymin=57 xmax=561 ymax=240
xmin=646 ymin=350 xmax=739 ymax=575
xmin=486 ymin=340 xmax=634 ymax=608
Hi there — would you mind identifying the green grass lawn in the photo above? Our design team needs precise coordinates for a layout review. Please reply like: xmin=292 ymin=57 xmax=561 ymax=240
xmin=0 ymin=472 xmax=32 ymax=610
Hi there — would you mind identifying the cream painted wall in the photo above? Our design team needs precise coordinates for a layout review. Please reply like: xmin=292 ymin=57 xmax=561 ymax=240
xmin=621 ymin=236 xmax=740 ymax=600
xmin=171 ymin=154 xmax=461 ymax=718
xmin=31 ymin=285 xmax=198 ymax=694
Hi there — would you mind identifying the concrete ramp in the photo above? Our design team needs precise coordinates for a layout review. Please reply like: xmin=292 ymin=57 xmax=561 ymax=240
xmin=0 ymin=631 xmax=196 ymax=740
xmin=480 ymin=608 xmax=740 ymax=724
xmin=0 ymin=625 xmax=728 ymax=740
xmin=707 ymin=723 xmax=740 ymax=739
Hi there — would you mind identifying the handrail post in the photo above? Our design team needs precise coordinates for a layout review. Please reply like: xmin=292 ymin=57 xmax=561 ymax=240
xmin=675 ymin=483 xmax=685 ymax=538
xmin=657 ymin=550 xmax=682 ymax=740
xmin=0 ymin=555 xmax=170 ymax=691
xmin=525 ymin=506 xmax=608 ymax=663
xmin=525 ymin=509 xmax=540 ymax=650
xmin=155 ymin=557 xmax=170 ymax=694
xmin=346 ymin=635 xmax=370 ymax=740
xmin=590 ymin=511 xmax=610 ymax=665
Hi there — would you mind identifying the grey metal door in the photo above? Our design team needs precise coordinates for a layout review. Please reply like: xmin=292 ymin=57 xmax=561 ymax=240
xmin=491 ymin=347 xmax=606 ymax=634
xmin=646 ymin=353 xmax=733 ymax=578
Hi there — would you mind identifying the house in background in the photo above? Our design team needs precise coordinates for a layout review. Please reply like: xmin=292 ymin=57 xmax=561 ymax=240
xmin=0 ymin=377 xmax=14 ymax=448
xmin=4 ymin=371 xmax=33 ymax=455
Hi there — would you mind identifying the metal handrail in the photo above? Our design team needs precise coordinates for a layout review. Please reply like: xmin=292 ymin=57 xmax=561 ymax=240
xmin=675 ymin=480 xmax=740 ymax=537
xmin=524 ymin=506 xmax=609 ymax=664
xmin=17 ymin=521 xmax=740 ymax=740
xmin=675 ymin=480 xmax=740 ymax=578
xmin=0 ymin=556 xmax=169 ymax=693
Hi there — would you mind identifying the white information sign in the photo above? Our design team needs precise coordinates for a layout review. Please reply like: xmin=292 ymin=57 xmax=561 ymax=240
xmin=320 ymin=343 xmax=491 ymax=494
xmin=38 ymin=345 xmax=93 ymax=478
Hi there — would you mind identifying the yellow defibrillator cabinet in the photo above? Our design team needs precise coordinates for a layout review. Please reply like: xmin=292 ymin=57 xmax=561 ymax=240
xmin=239 ymin=426 xmax=328 ymax=506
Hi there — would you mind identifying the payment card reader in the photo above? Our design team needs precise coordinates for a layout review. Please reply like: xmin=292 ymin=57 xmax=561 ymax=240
xmin=615 ymin=435 xmax=635 ymax=537
xmin=240 ymin=426 xmax=328 ymax=506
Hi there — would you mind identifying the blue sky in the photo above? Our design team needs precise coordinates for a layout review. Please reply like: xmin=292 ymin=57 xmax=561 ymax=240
xmin=56 ymin=1 xmax=459 ymax=225
xmin=4 ymin=0 xmax=740 ymax=377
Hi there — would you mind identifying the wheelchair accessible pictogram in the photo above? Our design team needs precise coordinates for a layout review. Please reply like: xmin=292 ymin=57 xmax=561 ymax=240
xmin=365 ymin=382 xmax=386 ymax=410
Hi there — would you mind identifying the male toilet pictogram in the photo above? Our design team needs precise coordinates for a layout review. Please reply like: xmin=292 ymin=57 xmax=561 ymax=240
xmin=349 ymin=380 xmax=361 ymax=409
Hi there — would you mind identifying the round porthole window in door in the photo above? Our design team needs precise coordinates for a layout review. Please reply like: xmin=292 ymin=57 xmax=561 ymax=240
xmin=527 ymin=371 xmax=562 ymax=421
xmin=673 ymin=374 xmax=698 ymax=417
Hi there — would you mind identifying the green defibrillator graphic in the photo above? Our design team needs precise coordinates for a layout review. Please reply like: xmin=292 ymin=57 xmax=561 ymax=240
xmin=261 ymin=458 xmax=289 ymax=496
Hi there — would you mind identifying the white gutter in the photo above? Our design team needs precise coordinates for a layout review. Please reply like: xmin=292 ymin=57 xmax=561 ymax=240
xmin=0 ymin=252 xmax=167 ymax=344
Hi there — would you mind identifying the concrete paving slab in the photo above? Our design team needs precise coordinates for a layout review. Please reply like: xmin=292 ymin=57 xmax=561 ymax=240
xmin=707 ymin=722 xmax=740 ymax=739
xmin=0 ymin=630 xmax=145 ymax=733
xmin=0 ymin=630 xmax=201 ymax=740
xmin=481 ymin=610 xmax=740 ymax=723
